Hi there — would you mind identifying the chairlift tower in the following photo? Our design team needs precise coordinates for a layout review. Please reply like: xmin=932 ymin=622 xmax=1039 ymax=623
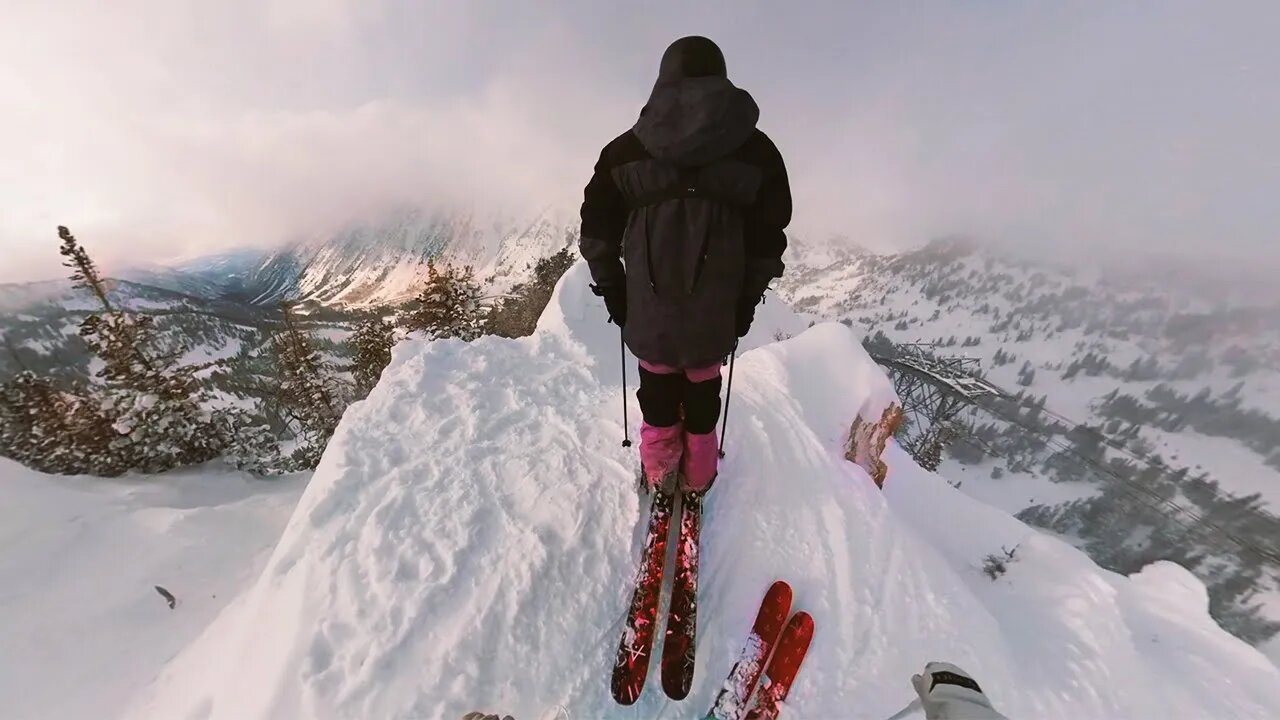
xmin=870 ymin=343 xmax=1003 ymax=468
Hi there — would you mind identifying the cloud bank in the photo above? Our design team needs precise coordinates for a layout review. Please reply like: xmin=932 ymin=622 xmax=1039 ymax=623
xmin=2 ymin=1 xmax=1277 ymax=281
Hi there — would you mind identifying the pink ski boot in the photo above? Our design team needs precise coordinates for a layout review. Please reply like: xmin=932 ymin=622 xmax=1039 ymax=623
xmin=640 ymin=422 xmax=683 ymax=491
xmin=681 ymin=431 xmax=719 ymax=492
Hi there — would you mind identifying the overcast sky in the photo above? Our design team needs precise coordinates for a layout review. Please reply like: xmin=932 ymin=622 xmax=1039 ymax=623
xmin=2 ymin=1 xmax=1278 ymax=282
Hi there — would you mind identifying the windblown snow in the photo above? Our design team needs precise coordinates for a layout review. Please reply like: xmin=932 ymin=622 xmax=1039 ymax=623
xmin=121 ymin=263 xmax=1280 ymax=720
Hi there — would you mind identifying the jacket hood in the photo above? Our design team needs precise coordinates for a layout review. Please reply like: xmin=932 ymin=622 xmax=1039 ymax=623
xmin=632 ymin=38 xmax=759 ymax=166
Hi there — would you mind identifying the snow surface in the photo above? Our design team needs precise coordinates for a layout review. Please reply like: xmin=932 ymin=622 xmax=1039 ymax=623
xmin=0 ymin=459 xmax=307 ymax=720
xmin=179 ymin=337 xmax=244 ymax=367
xmin=938 ymin=455 xmax=1097 ymax=517
xmin=121 ymin=262 xmax=1280 ymax=720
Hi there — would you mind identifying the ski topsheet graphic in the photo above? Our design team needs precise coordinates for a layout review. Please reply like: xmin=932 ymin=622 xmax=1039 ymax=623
xmin=706 ymin=581 xmax=814 ymax=720
xmin=745 ymin=610 xmax=814 ymax=720
xmin=661 ymin=489 xmax=704 ymax=700
xmin=705 ymin=581 xmax=793 ymax=720
xmin=611 ymin=488 xmax=675 ymax=705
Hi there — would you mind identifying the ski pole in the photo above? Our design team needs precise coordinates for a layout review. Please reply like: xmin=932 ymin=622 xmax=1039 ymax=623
xmin=620 ymin=330 xmax=632 ymax=448
xmin=718 ymin=341 xmax=739 ymax=459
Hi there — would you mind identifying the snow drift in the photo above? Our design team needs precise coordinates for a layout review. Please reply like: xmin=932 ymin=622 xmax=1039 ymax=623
xmin=0 ymin=460 xmax=304 ymax=720
xmin=130 ymin=263 xmax=1280 ymax=720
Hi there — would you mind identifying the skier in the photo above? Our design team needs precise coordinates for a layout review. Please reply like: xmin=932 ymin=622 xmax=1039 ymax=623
xmin=579 ymin=35 xmax=792 ymax=492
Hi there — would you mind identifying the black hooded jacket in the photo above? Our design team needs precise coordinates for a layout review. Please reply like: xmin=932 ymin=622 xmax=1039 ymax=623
xmin=579 ymin=37 xmax=792 ymax=368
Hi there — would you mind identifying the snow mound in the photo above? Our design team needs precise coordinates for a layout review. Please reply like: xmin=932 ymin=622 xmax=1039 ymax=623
xmin=131 ymin=263 xmax=1280 ymax=720
xmin=0 ymin=459 xmax=304 ymax=720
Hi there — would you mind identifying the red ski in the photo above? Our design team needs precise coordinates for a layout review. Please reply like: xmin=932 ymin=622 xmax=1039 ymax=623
xmin=704 ymin=581 xmax=794 ymax=720
xmin=745 ymin=611 xmax=815 ymax=720
xmin=661 ymin=489 xmax=704 ymax=700
xmin=611 ymin=489 xmax=676 ymax=705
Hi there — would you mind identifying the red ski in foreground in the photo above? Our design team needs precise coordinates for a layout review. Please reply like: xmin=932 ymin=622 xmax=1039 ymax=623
xmin=704 ymin=581 xmax=794 ymax=720
xmin=745 ymin=611 xmax=814 ymax=720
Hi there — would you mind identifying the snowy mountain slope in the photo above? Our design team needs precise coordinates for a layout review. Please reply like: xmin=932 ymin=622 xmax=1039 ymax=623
xmin=0 ymin=277 xmax=282 ymax=384
xmin=172 ymin=248 xmax=267 ymax=283
xmin=129 ymin=263 xmax=1280 ymax=720
xmin=777 ymin=237 xmax=1280 ymax=657
xmin=115 ymin=264 xmax=229 ymax=301
xmin=0 ymin=458 xmax=307 ymax=720
xmin=776 ymin=238 xmax=1280 ymax=505
xmin=236 ymin=208 xmax=575 ymax=309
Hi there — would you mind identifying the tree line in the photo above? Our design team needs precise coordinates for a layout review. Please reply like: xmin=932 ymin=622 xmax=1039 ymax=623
xmin=0 ymin=227 xmax=575 ymax=476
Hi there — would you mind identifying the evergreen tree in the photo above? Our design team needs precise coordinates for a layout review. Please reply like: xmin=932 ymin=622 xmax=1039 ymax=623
xmin=81 ymin=314 xmax=225 ymax=472
xmin=861 ymin=330 xmax=899 ymax=359
xmin=1125 ymin=356 xmax=1161 ymax=382
xmin=349 ymin=317 xmax=396 ymax=397
xmin=403 ymin=261 xmax=484 ymax=340
xmin=210 ymin=406 xmax=283 ymax=474
xmin=485 ymin=247 xmax=576 ymax=338
xmin=1017 ymin=361 xmax=1037 ymax=387
xmin=0 ymin=371 xmax=121 ymax=474
xmin=58 ymin=225 xmax=114 ymax=311
xmin=916 ymin=434 xmax=946 ymax=472
xmin=270 ymin=303 xmax=347 ymax=468
xmin=59 ymin=226 xmax=226 ymax=474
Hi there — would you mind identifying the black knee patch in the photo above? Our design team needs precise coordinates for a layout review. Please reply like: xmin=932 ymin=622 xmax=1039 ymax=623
xmin=683 ymin=375 xmax=723 ymax=434
xmin=637 ymin=367 xmax=684 ymax=427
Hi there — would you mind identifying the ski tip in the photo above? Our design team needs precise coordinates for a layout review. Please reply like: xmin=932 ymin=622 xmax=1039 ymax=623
xmin=663 ymin=681 xmax=692 ymax=702
xmin=764 ymin=580 xmax=794 ymax=611
xmin=787 ymin=611 xmax=816 ymax=646
xmin=611 ymin=663 xmax=647 ymax=707
xmin=610 ymin=687 xmax=641 ymax=707
xmin=792 ymin=610 xmax=815 ymax=631
xmin=756 ymin=581 xmax=794 ymax=633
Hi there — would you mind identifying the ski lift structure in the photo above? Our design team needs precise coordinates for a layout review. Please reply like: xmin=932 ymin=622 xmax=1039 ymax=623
xmin=869 ymin=343 xmax=1003 ymax=468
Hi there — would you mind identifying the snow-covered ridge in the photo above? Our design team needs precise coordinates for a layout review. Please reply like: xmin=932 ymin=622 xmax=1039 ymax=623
xmin=128 ymin=262 xmax=1280 ymax=720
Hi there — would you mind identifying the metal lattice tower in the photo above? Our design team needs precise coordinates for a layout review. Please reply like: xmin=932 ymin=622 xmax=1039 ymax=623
xmin=870 ymin=344 xmax=1004 ymax=468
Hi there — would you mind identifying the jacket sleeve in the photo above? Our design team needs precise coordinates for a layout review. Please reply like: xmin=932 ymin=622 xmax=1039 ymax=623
xmin=741 ymin=131 xmax=792 ymax=302
xmin=578 ymin=142 xmax=629 ymax=288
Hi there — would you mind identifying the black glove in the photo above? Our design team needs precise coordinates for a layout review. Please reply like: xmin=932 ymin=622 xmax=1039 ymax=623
xmin=736 ymin=293 xmax=762 ymax=338
xmin=591 ymin=283 xmax=626 ymax=327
